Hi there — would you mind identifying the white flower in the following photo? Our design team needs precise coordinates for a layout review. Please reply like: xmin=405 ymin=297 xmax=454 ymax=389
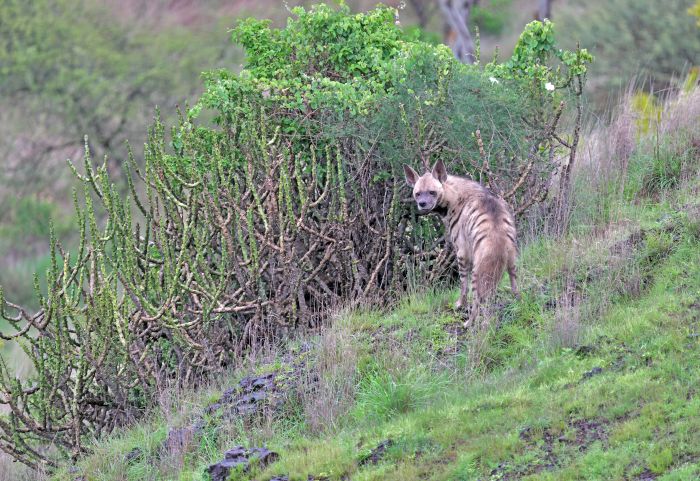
xmin=489 ymin=77 xmax=500 ymax=84
xmin=545 ymin=82 xmax=555 ymax=91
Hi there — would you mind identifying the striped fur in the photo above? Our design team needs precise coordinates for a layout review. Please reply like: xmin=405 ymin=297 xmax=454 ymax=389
xmin=404 ymin=160 xmax=519 ymax=327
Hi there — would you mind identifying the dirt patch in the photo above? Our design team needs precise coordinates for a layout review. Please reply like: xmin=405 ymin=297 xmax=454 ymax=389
xmin=635 ymin=468 xmax=658 ymax=480
xmin=490 ymin=418 xmax=610 ymax=479
xmin=568 ymin=419 xmax=608 ymax=449
xmin=518 ymin=418 xmax=609 ymax=452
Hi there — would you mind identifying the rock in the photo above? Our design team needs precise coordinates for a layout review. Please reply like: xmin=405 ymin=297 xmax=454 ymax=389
xmin=207 ymin=459 xmax=241 ymax=481
xmin=124 ymin=447 xmax=143 ymax=464
xmin=206 ymin=445 xmax=279 ymax=481
xmin=204 ymin=372 xmax=280 ymax=421
xmin=581 ymin=366 xmax=603 ymax=380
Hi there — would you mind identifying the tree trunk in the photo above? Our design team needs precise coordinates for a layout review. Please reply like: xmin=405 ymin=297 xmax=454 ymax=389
xmin=537 ymin=0 xmax=552 ymax=20
xmin=439 ymin=0 xmax=477 ymax=64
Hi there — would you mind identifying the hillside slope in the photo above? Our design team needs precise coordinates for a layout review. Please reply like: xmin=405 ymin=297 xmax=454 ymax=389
xmin=45 ymin=76 xmax=700 ymax=481
xmin=54 ymin=179 xmax=700 ymax=480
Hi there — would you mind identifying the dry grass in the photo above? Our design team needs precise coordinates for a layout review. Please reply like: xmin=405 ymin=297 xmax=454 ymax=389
xmin=660 ymin=85 xmax=700 ymax=137
xmin=0 ymin=452 xmax=44 ymax=481
xmin=660 ymin=86 xmax=700 ymax=183
xmin=578 ymin=87 xmax=636 ymax=193
xmin=298 ymin=313 xmax=359 ymax=434
xmin=155 ymin=382 xmax=197 ymax=479
xmin=550 ymin=282 xmax=583 ymax=350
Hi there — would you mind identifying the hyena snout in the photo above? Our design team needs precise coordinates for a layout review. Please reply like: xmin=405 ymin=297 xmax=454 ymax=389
xmin=415 ymin=193 xmax=438 ymax=213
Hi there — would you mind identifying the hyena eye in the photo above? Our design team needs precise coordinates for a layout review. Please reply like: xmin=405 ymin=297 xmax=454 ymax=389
xmin=429 ymin=191 xmax=437 ymax=196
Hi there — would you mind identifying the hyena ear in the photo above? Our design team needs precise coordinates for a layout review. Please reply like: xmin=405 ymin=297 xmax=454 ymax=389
xmin=431 ymin=159 xmax=448 ymax=183
xmin=403 ymin=164 xmax=419 ymax=187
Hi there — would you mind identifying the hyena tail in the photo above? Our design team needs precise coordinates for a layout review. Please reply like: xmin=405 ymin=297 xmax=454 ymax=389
xmin=473 ymin=243 xmax=509 ymax=302
xmin=467 ymin=239 xmax=512 ymax=327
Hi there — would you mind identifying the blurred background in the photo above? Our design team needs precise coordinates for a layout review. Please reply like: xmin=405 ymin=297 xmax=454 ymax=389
xmin=0 ymin=0 xmax=698 ymax=312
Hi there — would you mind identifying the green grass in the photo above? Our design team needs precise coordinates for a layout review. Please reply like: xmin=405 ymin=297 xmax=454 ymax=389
xmin=52 ymin=180 xmax=700 ymax=481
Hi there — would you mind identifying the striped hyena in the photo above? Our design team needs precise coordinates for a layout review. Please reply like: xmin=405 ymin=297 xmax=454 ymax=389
xmin=404 ymin=160 xmax=519 ymax=327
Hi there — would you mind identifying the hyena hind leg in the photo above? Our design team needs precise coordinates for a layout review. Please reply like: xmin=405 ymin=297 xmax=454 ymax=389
xmin=465 ymin=299 xmax=480 ymax=328
xmin=463 ymin=271 xmax=480 ymax=328
xmin=507 ymin=258 xmax=520 ymax=299
xmin=455 ymin=257 xmax=472 ymax=310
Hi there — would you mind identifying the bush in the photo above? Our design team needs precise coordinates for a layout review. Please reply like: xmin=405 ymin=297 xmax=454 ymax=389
xmin=0 ymin=4 xmax=591 ymax=469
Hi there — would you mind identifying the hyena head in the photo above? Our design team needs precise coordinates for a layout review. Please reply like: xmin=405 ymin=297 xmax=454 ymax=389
xmin=403 ymin=160 xmax=448 ymax=214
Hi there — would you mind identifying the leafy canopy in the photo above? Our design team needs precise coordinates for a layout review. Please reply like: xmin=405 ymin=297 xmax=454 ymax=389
xmin=486 ymin=19 xmax=593 ymax=89
xmin=193 ymin=3 xmax=458 ymax=119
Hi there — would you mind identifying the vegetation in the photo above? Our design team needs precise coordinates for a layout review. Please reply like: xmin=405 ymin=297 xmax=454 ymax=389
xmin=53 ymin=82 xmax=700 ymax=480
xmin=691 ymin=0 xmax=700 ymax=25
xmin=0 ymin=0 xmax=235 ymax=162
xmin=0 ymin=1 xmax=697 ymax=479
xmin=0 ymin=4 xmax=593 ymax=470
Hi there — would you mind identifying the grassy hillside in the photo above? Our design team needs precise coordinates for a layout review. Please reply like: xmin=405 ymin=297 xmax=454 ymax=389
xmin=253 ymin=197 xmax=700 ymax=480
xmin=53 ymin=86 xmax=700 ymax=480
xmin=54 ymin=190 xmax=700 ymax=480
